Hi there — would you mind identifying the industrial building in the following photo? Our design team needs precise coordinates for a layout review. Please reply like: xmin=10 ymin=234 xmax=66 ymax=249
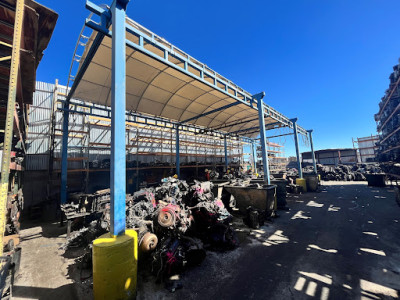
xmin=353 ymin=135 xmax=379 ymax=163
xmin=301 ymin=148 xmax=358 ymax=166
xmin=0 ymin=1 xmax=399 ymax=299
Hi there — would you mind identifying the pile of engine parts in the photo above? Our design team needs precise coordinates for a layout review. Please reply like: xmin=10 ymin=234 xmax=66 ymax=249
xmin=286 ymin=168 xmax=299 ymax=177
xmin=5 ymin=189 xmax=23 ymax=237
xmin=62 ymin=178 xmax=238 ymax=286
xmin=380 ymin=162 xmax=400 ymax=176
xmin=61 ymin=188 xmax=111 ymax=220
xmin=314 ymin=164 xmax=382 ymax=181
xmin=287 ymin=163 xmax=383 ymax=181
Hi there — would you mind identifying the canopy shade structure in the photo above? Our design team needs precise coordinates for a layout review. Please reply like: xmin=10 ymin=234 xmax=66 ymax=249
xmin=60 ymin=0 xmax=315 ymax=237
xmin=67 ymin=2 xmax=307 ymax=138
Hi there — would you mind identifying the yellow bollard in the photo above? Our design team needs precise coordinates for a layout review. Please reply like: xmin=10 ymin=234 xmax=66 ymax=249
xmin=93 ymin=229 xmax=138 ymax=300
xmin=296 ymin=178 xmax=307 ymax=193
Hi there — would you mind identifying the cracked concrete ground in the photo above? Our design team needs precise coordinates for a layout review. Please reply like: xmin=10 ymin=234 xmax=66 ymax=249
xmin=11 ymin=181 xmax=400 ymax=299
xmin=12 ymin=220 xmax=92 ymax=300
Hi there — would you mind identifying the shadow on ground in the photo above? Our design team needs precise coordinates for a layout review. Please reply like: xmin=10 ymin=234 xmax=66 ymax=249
xmin=13 ymin=182 xmax=400 ymax=300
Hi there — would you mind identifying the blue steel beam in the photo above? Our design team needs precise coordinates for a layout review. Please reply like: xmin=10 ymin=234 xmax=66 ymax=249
xmin=255 ymin=92 xmax=270 ymax=184
xmin=265 ymin=132 xmax=294 ymax=139
xmin=224 ymin=135 xmax=228 ymax=170
xmin=180 ymin=102 xmax=242 ymax=124
xmin=86 ymin=0 xmax=109 ymax=17
xmin=176 ymin=125 xmax=180 ymax=178
xmin=265 ymin=121 xmax=285 ymax=129
xmin=229 ymin=121 xmax=283 ymax=135
xmin=251 ymin=140 xmax=257 ymax=172
xmin=230 ymin=126 xmax=259 ymax=135
xmin=60 ymin=2 xmax=112 ymax=206
xmin=58 ymin=99 xmax=233 ymax=138
xmin=67 ymin=4 xmax=111 ymax=102
xmin=211 ymin=117 xmax=259 ymax=131
xmin=307 ymin=129 xmax=317 ymax=175
xmin=229 ymin=119 xmax=288 ymax=135
xmin=285 ymin=117 xmax=308 ymax=137
xmin=110 ymin=0 xmax=129 ymax=236
xmin=291 ymin=118 xmax=303 ymax=178
xmin=243 ymin=122 xmax=287 ymax=137
xmin=60 ymin=104 xmax=69 ymax=205
xmin=241 ymin=137 xmax=254 ymax=144
xmin=60 ymin=99 xmax=252 ymax=153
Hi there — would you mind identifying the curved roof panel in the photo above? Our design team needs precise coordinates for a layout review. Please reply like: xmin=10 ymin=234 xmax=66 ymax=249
xmin=70 ymin=14 xmax=306 ymax=138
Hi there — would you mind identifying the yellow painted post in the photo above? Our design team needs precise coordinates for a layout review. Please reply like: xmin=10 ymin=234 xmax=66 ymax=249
xmin=93 ymin=229 xmax=138 ymax=299
xmin=0 ymin=0 xmax=25 ymax=256
xmin=296 ymin=178 xmax=307 ymax=193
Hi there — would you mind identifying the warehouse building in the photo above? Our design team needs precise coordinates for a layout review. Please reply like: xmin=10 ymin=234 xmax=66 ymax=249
xmin=302 ymin=148 xmax=358 ymax=166
xmin=353 ymin=135 xmax=379 ymax=163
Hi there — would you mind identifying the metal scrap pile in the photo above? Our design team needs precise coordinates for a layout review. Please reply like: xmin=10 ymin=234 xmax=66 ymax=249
xmin=63 ymin=177 xmax=237 ymax=284
xmin=285 ymin=163 xmax=384 ymax=182
xmin=127 ymin=178 xmax=237 ymax=281
xmin=380 ymin=162 xmax=400 ymax=176
xmin=286 ymin=168 xmax=299 ymax=177
xmin=61 ymin=188 xmax=111 ymax=220
xmin=5 ymin=189 xmax=23 ymax=237
xmin=305 ymin=164 xmax=382 ymax=181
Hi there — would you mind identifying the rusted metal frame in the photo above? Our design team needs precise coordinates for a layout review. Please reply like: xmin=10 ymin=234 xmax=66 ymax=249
xmin=0 ymin=0 xmax=24 ymax=256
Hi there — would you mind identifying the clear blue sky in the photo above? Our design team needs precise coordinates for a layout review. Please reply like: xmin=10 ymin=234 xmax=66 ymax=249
xmin=36 ymin=0 xmax=400 ymax=156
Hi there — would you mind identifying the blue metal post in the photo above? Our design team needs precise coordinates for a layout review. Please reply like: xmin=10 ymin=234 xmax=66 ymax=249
xmin=60 ymin=103 xmax=69 ymax=204
xmin=307 ymin=129 xmax=317 ymax=175
xmin=255 ymin=92 xmax=270 ymax=184
xmin=291 ymin=118 xmax=303 ymax=178
xmin=176 ymin=125 xmax=180 ymax=178
xmin=110 ymin=0 xmax=129 ymax=236
xmin=224 ymin=135 xmax=228 ymax=170
xmin=251 ymin=140 xmax=257 ymax=172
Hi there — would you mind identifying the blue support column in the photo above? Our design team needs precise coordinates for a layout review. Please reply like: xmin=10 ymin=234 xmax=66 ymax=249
xmin=176 ymin=125 xmax=180 ymax=178
xmin=60 ymin=103 xmax=69 ymax=204
xmin=255 ymin=92 xmax=270 ymax=184
xmin=291 ymin=118 xmax=303 ymax=178
xmin=110 ymin=0 xmax=129 ymax=236
xmin=224 ymin=135 xmax=228 ymax=170
xmin=307 ymin=129 xmax=317 ymax=175
xmin=251 ymin=140 xmax=257 ymax=172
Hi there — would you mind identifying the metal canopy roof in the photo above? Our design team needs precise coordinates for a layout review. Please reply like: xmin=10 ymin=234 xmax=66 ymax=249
xmin=68 ymin=4 xmax=307 ymax=138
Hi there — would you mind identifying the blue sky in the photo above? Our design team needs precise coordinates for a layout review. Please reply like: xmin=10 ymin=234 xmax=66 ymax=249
xmin=36 ymin=0 xmax=400 ymax=156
